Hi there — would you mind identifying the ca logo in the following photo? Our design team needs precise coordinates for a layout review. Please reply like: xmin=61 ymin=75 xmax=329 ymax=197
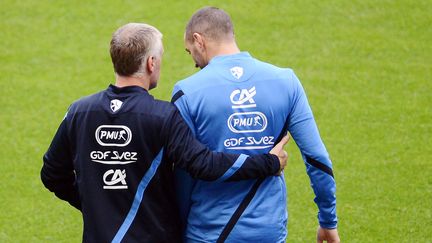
xmin=230 ymin=86 xmax=257 ymax=109
xmin=103 ymin=169 xmax=127 ymax=189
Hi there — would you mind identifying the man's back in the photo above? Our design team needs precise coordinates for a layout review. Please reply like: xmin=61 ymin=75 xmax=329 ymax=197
xmin=43 ymin=85 xmax=182 ymax=242
xmin=173 ymin=52 xmax=290 ymax=242
xmin=173 ymin=52 xmax=336 ymax=242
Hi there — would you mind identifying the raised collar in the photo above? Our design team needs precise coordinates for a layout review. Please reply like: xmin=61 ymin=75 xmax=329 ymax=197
xmin=107 ymin=84 xmax=148 ymax=95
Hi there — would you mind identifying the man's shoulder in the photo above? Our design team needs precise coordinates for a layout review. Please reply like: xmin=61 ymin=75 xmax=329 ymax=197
xmin=173 ymin=58 xmax=298 ymax=96
xmin=174 ymin=67 xmax=217 ymax=94
xmin=174 ymin=74 xmax=202 ymax=91
xmin=151 ymin=97 xmax=177 ymax=113
xmin=250 ymin=58 xmax=302 ymax=88
xmin=68 ymin=90 xmax=105 ymax=114
xmin=135 ymin=95 xmax=178 ymax=122
xmin=68 ymin=89 xmax=177 ymax=124
xmin=253 ymin=58 xmax=294 ymax=76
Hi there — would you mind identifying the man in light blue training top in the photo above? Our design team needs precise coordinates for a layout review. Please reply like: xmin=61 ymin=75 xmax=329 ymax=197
xmin=172 ymin=7 xmax=340 ymax=243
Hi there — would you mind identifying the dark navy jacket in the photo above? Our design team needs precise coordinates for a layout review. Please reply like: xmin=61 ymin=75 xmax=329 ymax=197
xmin=41 ymin=85 xmax=280 ymax=243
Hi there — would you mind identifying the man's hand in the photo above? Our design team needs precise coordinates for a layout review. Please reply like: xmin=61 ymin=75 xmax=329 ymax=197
xmin=269 ymin=135 xmax=290 ymax=175
xmin=317 ymin=226 xmax=340 ymax=243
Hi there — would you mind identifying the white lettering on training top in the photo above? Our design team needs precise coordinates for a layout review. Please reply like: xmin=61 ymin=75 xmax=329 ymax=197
xmin=230 ymin=86 xmax=257 ymax=109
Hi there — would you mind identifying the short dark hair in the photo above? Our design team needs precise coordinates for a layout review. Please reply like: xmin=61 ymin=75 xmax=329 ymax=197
xmin=185 ymin=6 xmax=234 ymax=42
xmin=110 ymin=23 xmax=162 ymax=77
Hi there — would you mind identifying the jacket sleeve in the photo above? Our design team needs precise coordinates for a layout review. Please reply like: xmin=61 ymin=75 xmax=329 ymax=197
xmin=41 ymin=115 xmax=81 ymax=210
xmin=287 ymin=71 xmax=337 ymax=228
xmin=170 ymin=86 xmax=197 ymax=231
xmin=162 ymin=107 xmax=280 ymax=181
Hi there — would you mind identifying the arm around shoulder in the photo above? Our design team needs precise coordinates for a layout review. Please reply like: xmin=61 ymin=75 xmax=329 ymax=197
xmin=163 ymin=108 xmax=282 ymax=181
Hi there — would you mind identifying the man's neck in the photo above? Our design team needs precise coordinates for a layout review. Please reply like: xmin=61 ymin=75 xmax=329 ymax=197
xmin=207 ymin=41 xmax=241 ymax=61
xmin=115 ymin=74 xmax=150 ymax=90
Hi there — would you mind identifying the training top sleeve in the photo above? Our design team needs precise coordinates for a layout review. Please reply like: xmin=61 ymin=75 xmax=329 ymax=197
xmin=41 ymin=112 xmax=81 ymax=210
xmin=171 ymin=86 xmax=196 ymax=135
xmin=287 ymin=71 xmax=337 ymax=228
xmin=162 ymin=108 xmax=280 ymax=181
xmin=170 ymin=84 xmax=197 ymax=230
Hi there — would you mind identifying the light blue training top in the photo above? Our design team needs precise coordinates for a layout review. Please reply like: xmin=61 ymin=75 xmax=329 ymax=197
xmin=172 ymin=52 xmax=337 ymax=243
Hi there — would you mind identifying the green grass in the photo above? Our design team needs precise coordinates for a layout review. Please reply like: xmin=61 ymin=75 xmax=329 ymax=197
xmin=1 ymin=0 xmax=430 ymax=242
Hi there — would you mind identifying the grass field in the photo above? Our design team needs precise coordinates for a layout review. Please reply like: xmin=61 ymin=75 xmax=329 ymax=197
xmin=1 ymin=0 xmax=431 ymax=242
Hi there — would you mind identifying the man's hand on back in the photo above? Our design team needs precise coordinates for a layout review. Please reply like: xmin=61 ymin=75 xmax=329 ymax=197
xmin=270 ymin=135 xmax=290 ymax=175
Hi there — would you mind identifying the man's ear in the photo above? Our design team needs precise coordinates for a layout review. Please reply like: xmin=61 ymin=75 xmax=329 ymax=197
xmin=193 ymin=33 xmax=205 ymax=50
xmin=146 ymin=56 xmax=155 ymax=74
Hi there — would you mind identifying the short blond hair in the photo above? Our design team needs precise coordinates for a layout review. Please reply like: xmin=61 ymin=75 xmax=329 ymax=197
xmin=110 ymin=23 xmax=163 ymax=76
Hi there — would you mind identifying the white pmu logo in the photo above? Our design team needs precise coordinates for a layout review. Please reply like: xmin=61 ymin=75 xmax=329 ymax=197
xmin=230 ymin=86 xmax=257 ymax=109
xmin=110 ymin=99 xmax=123 ymax=112
xmin=95 ymin=125 xmax=132 ymax=147
xmin=230 ymin=66 xmax=244 ymax=79
xmin=227 ymin=111 xmax=268 ymax=133
xmin=103 ymin=169 xmax=127 ymax=189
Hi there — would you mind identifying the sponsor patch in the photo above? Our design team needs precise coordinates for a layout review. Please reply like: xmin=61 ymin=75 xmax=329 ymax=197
xmin=230 ymin=86 xmax=256 ymax=109
xmin=95 ymin=125 xmax=132 ymax=147
xmin=103 ymin=169 xmax=127 ymax=189
xmin=227 ymin=111 xmax=268 ymax=133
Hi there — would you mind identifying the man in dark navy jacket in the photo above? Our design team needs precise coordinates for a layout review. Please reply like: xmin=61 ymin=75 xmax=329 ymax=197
xmin=41 ymin=23 xmax=289 ymax=243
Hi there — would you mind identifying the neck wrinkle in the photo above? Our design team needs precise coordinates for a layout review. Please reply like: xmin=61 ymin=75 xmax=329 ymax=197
xmin=115 ymin=74 xmax=150 ymax=90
